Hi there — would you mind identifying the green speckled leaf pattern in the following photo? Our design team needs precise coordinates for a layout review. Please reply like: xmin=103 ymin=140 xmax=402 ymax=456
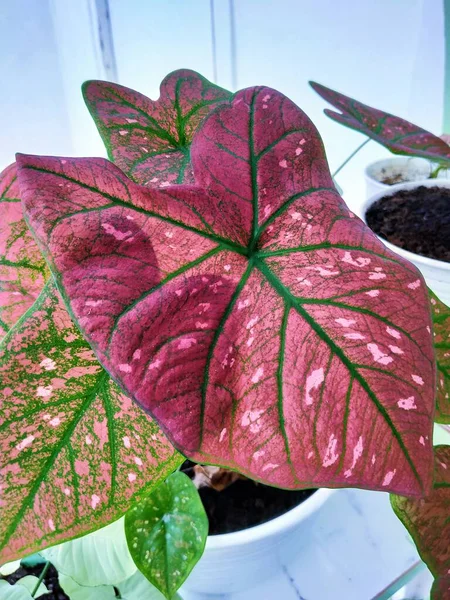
xmin=125 ymin=471 xmax=208 ymax=599
xmin=0 ymin=282 xmax=182 ymax=563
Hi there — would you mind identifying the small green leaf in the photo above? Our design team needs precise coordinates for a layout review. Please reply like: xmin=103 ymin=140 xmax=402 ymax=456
xmin=42 ymin=518 xmax=136 ymax=587
xmin=125 ymin=472 xmax=208 ymax=599
xmin=15 ymin=576 xmax=48 ymax=598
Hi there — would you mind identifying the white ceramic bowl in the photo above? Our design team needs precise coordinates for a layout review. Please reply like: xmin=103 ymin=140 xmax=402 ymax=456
xmin=360 ymin=179 xmax=450 ymax=305
xmin=181 ymin=487 xmax=335 ymax=595
xmin=364 ymin=157 xmax=434 ymax=198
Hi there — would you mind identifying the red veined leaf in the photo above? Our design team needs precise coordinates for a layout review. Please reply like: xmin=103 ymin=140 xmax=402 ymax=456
xmin=429 ymin=291 xmax=450 ymax=423
xmin=0 ymin=282 xmax=182 ymax=563
xmin=17 ymin=85 xmax=435 ymax=495
xmin=83 ymin=69 xmax=231 ymax=185
xmin=310 ymin=81 xmax=450 ymax=165
xmin=0 ymin=163 xmax=48 ymax=339
xmin=391 ymin=446 xmax=450 ymax=593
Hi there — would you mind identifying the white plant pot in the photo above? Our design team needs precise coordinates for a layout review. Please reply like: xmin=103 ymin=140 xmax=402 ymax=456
xmin=181 ymin=488 xmax=335 ymax=595
xmin=360 ymin=179 xmax=450 ymax=305
xmin=364 ymin=157 xmax=439 ymax=199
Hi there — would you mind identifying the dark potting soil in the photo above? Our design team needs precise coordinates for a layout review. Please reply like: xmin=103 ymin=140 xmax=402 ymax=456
xmin=195 ymin=473 xmax=315 ymax=535
xmin=2 ymin=563 xmax=69 ymax=599
xmin=366 ymin=186 xmax=450 ymax=263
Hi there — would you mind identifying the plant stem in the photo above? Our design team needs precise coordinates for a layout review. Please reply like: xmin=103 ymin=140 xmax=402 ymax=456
xmin=429 ymin=163 xmax=448 ymax=179
xmin=332 ymin=138 xmax=370 ymax=179
xmin=31 ymin=560 xmax=50 ymax=597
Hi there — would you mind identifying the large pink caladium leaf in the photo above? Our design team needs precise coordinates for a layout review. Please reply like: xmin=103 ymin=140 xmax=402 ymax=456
xmin=0 ymin=163 xmax=48 ymax=339
xmin=83 ymin=69 xmax=231 ymax=185
xmin=391 ymin=446 xmax=450 ymax=599
xmin=17 ymin=85 xmax=436 ymax=495
xmin=430 ymin=292 xmax=450 ymax=424
xmin=0 ymin=282 xmax=181 ymax=562
xmin=310 ymin=82 xmax=450 ymax=165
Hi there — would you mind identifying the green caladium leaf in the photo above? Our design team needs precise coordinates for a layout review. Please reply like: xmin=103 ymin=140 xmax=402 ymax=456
xmin=0 ymin=163 xmax=48 ymax=339
xmin=0 ymin=581 xmax=33 ymax=600
xmin=0 ymin=282 xmax=182 ymax=563
xmin=0 ymin=560 xmax=21 ymax=576
xmin=42 ymin=517 xmax=135 ymax=586
xmin=58 ymin=574 xmax=116 ymax=600
xmin=15 ymin=576 xmax=48 ymax=598
xmin=391 ymin=446 xmax=450 ymax=596
xmin=83 ymin=69 xmax=231 ymax=185
xmin=429 ymin=291 xmax=450 ymax=423
xmin=125 ymin=471 xmax=208 ymax=599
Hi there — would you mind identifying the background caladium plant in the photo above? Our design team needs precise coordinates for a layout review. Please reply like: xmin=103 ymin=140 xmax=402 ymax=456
xmin=83 ymin=69 xmax=231 ymax=186
xmin=430 ymin=292 xmax=450 ymax=424
xmin=391 ymin=446 xmax=450 ymax=600
xmin=0 ymin=164 xmax=48 ymax=340
xmin=310 ymin=81 xmax=450 ymax=166
xmin=17 ymin=82 xmax=436 ymax=497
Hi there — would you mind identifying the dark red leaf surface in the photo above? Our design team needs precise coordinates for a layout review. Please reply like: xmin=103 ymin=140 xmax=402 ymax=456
xmin=391 ymin=446 xmax=450 ymax=588
xmin=83 ymin=69 xmax=231 ymax=185
xmin=310 ymin=82 xmax=450 ymax=164
xmin=17 ymin=85 xmax=436 ymax=495
xmin=0 ymin=164 xmax=48 ymax=339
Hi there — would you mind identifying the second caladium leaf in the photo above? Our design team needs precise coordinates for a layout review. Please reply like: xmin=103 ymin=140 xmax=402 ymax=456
xmin=391 ymin=446 xmax=450 ymax=599
xmin=310 ymin=81 xmax=450 ymax=165
xmin=18 ymin=85 xmax=435 ymax=495
xmin=0 ymin=163 xmax=48 ymax=339
xmin=430 ymin=291 xmax=450 ymax=424
xmin=83 ymin=69 xmax=231 ymax=185
xmin=0 ymin=282 xmax=181 ymax=563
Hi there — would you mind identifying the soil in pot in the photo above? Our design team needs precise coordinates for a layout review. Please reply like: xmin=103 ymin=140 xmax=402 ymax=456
xmin=366 ymin=186 xmax=450 ymax=263
xmin=184 ymin=461 xmax=315 ymax=535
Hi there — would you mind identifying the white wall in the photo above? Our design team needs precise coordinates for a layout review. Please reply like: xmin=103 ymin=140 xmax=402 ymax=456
xmin=0 ymin=0 xmax=73 ymax=170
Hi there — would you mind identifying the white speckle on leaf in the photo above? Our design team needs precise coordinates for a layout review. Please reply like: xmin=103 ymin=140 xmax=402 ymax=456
xmin=389 ymin=345 xmax=404 ymax=355
xmin=16 ymin=435 xmax=35 ymax=451
xmin=40 ymin=357 xmax=56 ymax=371
xmin=323 ymin=434 xmax=339 ymax=467
xmin=367 ymin=343 xmax=393 ymax=365
xmin=408 ymin=279 xmax=421 ymax=289
xmin=366 ymin=290 xmax=380 ymax=297
xmin=279 ymin=159 xmax=288 ymax=168
xmin=335 ymin=318 xmax=356 ymax=327
xmin=251 ymin=367 xmax=264 ymax=384
xmin=262 ymin=462 xmax=279 ymax=472
xmin=123 ymin=436 xmax=131 ymax=449
xmin=91 ymin=494 xmax=100 ymax=509
xmin=397 ymin=396 xmax=417 ymax=410
xmin=382 ymin=470 xmax=396 ymax=486
xmin=119 ymin=363 xmax=132 ymax=373
xmin=341 ymin=251 xmax=371 ymax=268
xmin=386 ymin=327 xmax=401 ymax=339
xmin=344 ymin=436 xmax=364 ymax=478
xmin=305 ymin=367 xmax=324 ymax=405
xmin=219 ymin=428 xmax=227 ymax=442
xmin=411 ymin=374 xmax=424 ymax=385
xmin=49 ymin=417 xmax=61 ymax=427
xmin=37 ymin=385 xmax=53 ymax=398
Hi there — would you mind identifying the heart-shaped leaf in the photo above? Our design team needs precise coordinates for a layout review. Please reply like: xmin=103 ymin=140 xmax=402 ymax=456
xmin=310 ymin=81 xmax=450 ymax=165
xmin=0 ymin=581 xmax=33 ymax=600
xmin=125 ymin=471 xmax=208 ymax=599
xmin=17 ymin=85 xmax=435 ymax=496
xmin=0 ymin=282 xmax=182 ymax=563
xmin=391 ymin=446 xmax=450 ymax=595
xmin=15 ymin=576 xmax=48 ymax=598
xmin=42 ymin=517 xmax=135 ymax=586
xmin=83 ymin=69 xmax=231 ymax=185
xmin=0 ymin=163 xmax=48 ymax=339
xmin=430 ymin=291 xmax=450 ymax=423
xmin=58 ymin=574 xmax=116 ymax=600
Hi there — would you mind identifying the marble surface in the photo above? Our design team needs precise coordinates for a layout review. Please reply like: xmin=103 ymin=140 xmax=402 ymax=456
xmin=180 ymin=488 xmax=428 ymax=600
